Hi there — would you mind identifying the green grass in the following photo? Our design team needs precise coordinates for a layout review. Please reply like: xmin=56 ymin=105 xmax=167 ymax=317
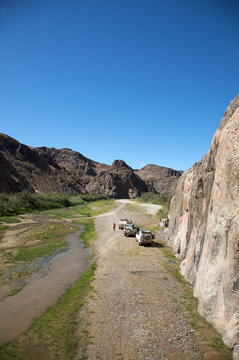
xmin=0 ymin=225 xmax=9 ymax=230
xmin=0 ymin=262 xmax=97 ymax=360
xmin=12 ymin=239 xmax=68 ymax=262
xmin=44 ymin=199 xmax=115 ymax=220
xmin=76 ymin=199 xmax=115 ymax=217
xmin=43 ymin=209 xmax=77 ymax=219
xmin=209 ymin=334 xmax=225 ymax=349
xmin=3 ymin=224 xmax=77 ymax=264
xmin=0 ymin=191 xmax=109 ymax=217
xmin=8 ymin=286 xmax=24 ymax=297
xmin=32 ymin=262 xmax=97 ymax=359
xmin=0 ymin=216 xmax=21 ymax=224
xmin=0 ymin=343 xmax=22 ymax=360
xmin=74 ymin=219 xmax=97 ymax=248
xmin=1 ymin=224 xmax=78 ymax=289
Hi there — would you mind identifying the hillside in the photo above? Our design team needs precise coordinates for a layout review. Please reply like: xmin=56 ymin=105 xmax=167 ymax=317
xmin=0 ymin=133 xmax=181 ymax=198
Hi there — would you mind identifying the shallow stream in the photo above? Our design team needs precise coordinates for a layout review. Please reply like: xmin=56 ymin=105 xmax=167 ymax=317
xmin=0 ymin=227 xmax=89 ymax=345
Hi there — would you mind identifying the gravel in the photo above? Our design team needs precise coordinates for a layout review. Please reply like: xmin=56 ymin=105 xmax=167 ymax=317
xmin=82 ymin=203 xmax=204 ymax=360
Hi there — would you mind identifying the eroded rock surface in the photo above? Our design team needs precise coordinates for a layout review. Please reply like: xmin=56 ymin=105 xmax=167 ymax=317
xmin=0 ymin=134 xmax=180 ymax=198
xmin=135 ymin=164 xmax=182 ymax=194
xmin=167 ymin=94 xmax=239 ymax=348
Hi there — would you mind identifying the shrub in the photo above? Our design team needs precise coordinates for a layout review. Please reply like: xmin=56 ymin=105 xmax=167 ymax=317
xmin=0 ymin=192 xmax=110 ymax=217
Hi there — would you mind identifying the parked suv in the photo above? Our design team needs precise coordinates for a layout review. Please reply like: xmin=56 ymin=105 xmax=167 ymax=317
xmin=123 ymin=224 xmax=139 ymax=237
xmin=136 ymin=229 xmax=154 ymax=246
xmin=118 ymin=218 xmax=132 ymax=230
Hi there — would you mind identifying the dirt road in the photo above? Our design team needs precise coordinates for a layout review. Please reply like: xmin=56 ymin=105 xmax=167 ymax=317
xmin=84 ymin=201 xmax=203 ymax=360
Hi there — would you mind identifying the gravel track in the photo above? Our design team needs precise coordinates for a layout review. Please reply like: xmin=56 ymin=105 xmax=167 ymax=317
xmin=84 ymin=202 xmax=203 ymax=360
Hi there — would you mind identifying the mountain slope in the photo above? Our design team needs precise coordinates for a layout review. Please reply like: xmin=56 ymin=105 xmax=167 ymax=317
xmin=0 ymin=133 xmax=181 ymax=198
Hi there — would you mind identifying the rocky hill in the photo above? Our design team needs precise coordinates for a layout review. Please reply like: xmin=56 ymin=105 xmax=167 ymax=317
xmin=135 ymin=164 xmax=182 ymax=194
xmin=0 ymin=133 xmax=181 ymax=198
xmin=167 ymin=94 xmax=239 ymax=352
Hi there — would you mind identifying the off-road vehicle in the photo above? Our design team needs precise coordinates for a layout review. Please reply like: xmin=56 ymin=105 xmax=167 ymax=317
xmin=118 ymin=218 xmax=132 ymax=230
xmin=123 ymin=223 xmax=139 ymax=237
xmin=136 ymin=229 xmax=155 ymax=246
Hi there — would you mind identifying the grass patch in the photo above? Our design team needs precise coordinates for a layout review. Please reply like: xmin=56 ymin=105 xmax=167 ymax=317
xmin=0 ymin=262 xmax=97 ymax=360
xmin=2 ymin=224 xmax=77 ymax=264
xmin=21 ymin=223 xmax=76 ymax=243
xmin=74 ymin=219 xmax=97 ymax=248
xmin=8 ymin=286 xmax=24 ymax=297
xmin=163 ymin=248 xmax=181 ymax=263
xmin=209 ymin=334 xmax=225 ymax=349
xmin=76 ymin=199 xmax=115 ymax=217
xmin=0 ymin=342 xmax=22 ymax=360
xmin=1 ymin=223 xmax=78 ymax=287
xmin=0 ymin=216 xmax=21 ymax=224
xmin=86 ymin=251 xmax=96 ymax=261
xmin=12 ymin=239 xmax=68 ymax=262
xmin=0 ymin=225 xmax=9 ymax=230
xmin=44 ymin=199 xmax=115 ymax=220
xmin=32 ymin=262 xmax=97 ymax=359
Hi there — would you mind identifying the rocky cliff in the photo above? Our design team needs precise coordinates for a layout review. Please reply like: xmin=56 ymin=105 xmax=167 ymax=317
xmin=167 ymin=95 xmax=239 ymax=349
xmin=0 ymin=134 xmax=86 ymax=194
xmin=135 ymin=164 xmax=182 ymax=194
xmin=0 ymin=133 xmax=180 ymax=198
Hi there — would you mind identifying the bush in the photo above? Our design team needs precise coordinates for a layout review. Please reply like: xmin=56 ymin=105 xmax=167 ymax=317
xmin=0 ymin=192 xmax=72 ymax=216
xmin=0 ymin=192 xmax=110 ymax=217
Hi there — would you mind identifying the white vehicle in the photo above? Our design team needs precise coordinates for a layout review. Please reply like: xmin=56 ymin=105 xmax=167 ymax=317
xmin=118 ymin=218 xmax=132 ymax=230
xmin=136 ymin=229 xmax=154 ymax=246
xmin=123 ymin=223 xmax=139 ymax=237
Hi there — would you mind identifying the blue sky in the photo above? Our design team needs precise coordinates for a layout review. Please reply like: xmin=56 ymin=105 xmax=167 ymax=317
xmin=0 ymin=0 xmax=238 ymax=171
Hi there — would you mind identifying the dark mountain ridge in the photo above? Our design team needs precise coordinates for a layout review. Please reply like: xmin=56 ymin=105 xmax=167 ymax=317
xmin=0 ymin=133 xmax=182 ymax=198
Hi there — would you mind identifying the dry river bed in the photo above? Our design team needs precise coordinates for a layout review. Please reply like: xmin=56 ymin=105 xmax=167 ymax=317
xmin=0 ymin=200 xmax=231 ymax=359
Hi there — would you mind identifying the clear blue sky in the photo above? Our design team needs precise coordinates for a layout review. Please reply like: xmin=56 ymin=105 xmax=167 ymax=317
xmin=0 ymin=0 xmax=238 ymax=171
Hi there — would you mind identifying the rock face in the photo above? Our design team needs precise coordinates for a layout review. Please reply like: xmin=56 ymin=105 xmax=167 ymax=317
xmin=0 ymin=134 xmax=180 ymax=198
xmin=167 ymin=95 xmax=239 ymax=348
xmin=87 ymin=160 xmax=147 ymax=198
xmin=135 ymin=164 xmax=182 ymax=194
xmin=0 ymin=134 xmax=86 ymax=194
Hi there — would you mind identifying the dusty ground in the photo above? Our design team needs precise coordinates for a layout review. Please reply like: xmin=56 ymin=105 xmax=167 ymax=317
xmin=84 ymin=201 xmax=204 ymax=360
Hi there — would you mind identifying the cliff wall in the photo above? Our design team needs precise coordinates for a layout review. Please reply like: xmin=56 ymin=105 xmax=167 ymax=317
xmin=167 ymin=95 xmax=239 ymax=348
